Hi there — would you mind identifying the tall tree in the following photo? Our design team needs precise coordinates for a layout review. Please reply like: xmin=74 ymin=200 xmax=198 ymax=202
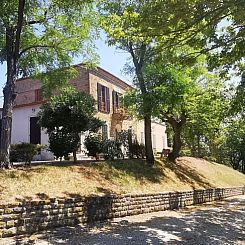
xmin=101 ymin=1 xmax=156 ymax=165
xmin=141 ymin=64 xmax=197 ymax=161
xmin=0 ymin=0 xmax=98 ymax=168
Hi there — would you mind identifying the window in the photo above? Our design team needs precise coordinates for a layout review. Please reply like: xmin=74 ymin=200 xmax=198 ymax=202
xmin=35 ymin=89 xmax=43 ymax=102
xmin=112 ymin=90 xmax=122 ymax=112
xmin=97 ymin=83 xmax=110 ymax=113
xmin=101 ymin=124 xmax=108 ymax=140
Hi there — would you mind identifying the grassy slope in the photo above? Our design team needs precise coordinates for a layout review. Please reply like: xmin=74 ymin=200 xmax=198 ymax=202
xmin=0 ymin=157 xmax=245 ymax=204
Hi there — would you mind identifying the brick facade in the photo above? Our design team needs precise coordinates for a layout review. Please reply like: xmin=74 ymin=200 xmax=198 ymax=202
xmin=14 ymin=65 xmax=130 ymax=108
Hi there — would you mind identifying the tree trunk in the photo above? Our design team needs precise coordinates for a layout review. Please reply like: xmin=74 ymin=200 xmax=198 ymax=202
xmin=167 ymin=114 xmax=186 ymax=162
xmin=144 ymin=116 xmax=155 ymax=166
xmin=197 ymin=134 xmax=201 ymax=157
xmin=0 ymin=30 xmax=17 ymax=168
xmin=73 ymin=151 xmax=77 ymax=163
xmin=1 ymin=0 xmax=25 ymax=168
xmin=168 ymin=123 xmax=182 ymax=162
xmin=128 ymin=43 xmax=155 ymax=166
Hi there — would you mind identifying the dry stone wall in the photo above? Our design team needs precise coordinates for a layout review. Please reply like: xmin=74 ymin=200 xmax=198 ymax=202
xmin=0 ymin=186 xmax=244 ymax=238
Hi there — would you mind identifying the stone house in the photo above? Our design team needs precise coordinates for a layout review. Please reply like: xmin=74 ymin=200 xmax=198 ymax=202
xmin=8 ymin=64 xmax=168 ymax=160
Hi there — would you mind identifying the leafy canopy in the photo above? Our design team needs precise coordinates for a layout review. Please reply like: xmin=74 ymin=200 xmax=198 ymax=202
xmin=0 ymin=0 xmax=99 ymax=95
xmin=39 ymin=87 xmax=102 ymax=134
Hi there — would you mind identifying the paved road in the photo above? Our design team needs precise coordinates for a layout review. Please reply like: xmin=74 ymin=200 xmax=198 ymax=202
xmin=1 ymin=196 xmax=245 ymax=245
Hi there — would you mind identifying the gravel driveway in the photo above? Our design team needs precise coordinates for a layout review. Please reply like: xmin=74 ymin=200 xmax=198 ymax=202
xmin=1 ymin=196 xmax=245 ymax=245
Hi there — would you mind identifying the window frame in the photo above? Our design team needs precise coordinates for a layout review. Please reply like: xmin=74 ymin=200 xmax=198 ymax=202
xmin=97 ymin=83 xmax=110 ymax=113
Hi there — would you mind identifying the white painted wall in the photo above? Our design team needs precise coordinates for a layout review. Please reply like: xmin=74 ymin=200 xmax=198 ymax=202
xmin=12 ymin=105 xmax=54 ymax=160
xmin=134 ymin=120 xmax=168 ymax=153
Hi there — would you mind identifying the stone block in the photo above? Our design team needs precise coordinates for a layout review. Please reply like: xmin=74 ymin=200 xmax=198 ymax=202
xmin=6 ymin=220 xmax=16 ymax=228
xmin=2 ymin=227 xmax=17 ymax=237
xmin=0 ymin=221 xmax=6 ymax=229
xmin=4 ymin=208 xmax=13 ymax=214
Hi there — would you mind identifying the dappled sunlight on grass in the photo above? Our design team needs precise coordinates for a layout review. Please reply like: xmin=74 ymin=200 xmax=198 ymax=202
xmin=0 ymin=157 xmax=244 ymax=205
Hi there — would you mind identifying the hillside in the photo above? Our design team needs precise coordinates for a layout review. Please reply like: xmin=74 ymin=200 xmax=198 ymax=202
xmin=0 ymin=157 xmax=244 ymax=205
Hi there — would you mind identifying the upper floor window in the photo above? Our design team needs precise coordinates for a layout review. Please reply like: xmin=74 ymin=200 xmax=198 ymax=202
xmin=35 ymin=89 xmax=43 ymax=102
xmin=112 ymin=90 xmax=122 ymax=113
xmin=97 ymin=83 xmax=110 ymax=113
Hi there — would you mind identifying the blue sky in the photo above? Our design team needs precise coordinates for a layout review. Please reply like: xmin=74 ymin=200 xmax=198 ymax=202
xmin=0 ymin=36 xmax=131 ymax=107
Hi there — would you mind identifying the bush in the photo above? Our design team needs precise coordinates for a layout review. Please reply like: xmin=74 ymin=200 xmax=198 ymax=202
xmin=84 ymin=133 xmax=124 ymax=160
xmin=130 ymin=141 xmax=145 ymax=159
xmin=49 ymin=131 xmax=80 ymax=160
xmin=102 ymin=139 xmax=123 ymax=160
xmin=10 ymin=143 xmax=43 ymax=165
xmin=84 ymin=133 xmax=103 ymax=159
xmin=84 ymin=132 xmax=145 ymax=160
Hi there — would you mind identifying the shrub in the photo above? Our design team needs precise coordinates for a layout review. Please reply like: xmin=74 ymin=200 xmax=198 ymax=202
xmin=84 ymin=133 xmax=124 ymax=160
xmin=102 ymin=139 xmax=123 ymax=160
xmin=10 ymin=143 xmax=43 ymax=165
xmin=84 ymin=133 xmax=103 ymax=159
xmin=49 ymin=131 xmax=80 ymax=160
xmin=130 ymin=141 xmax=145 ymax=159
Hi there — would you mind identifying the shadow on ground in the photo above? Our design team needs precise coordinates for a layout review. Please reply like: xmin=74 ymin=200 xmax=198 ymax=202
xmin=163 ymin=160 xmax=213 ymax=189
xmin=7 ymin=196 xmax=245 ymax=245
xmin=14 ymin=158 xmax=214 ymax=188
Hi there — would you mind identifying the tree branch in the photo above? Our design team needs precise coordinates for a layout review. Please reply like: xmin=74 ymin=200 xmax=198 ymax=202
xmin=15 ymin=0 xmax=26 ymax=62
xmin=19 ymin=44 xmax=55 ymax=57
xmin=25 ymin=10 xmax=48 ymax=25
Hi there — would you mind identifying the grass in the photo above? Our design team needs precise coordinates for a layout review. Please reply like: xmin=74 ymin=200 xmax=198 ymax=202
xmin=0 ymin=157 xmax=245 ymax=205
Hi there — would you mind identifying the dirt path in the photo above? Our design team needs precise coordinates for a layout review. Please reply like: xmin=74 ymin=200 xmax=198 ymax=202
xmin=1 ymin=196 xmax=245 ymax=245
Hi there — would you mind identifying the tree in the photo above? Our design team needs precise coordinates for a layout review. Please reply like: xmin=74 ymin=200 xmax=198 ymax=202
xmin=100 ymin=0 xmax=222 ymax=165
xmin=128 ymin=1 xmax=245 ymax=71
xmin=38 ymin=88 xmax=103 ymax=162
xmin=182 ymin=79 xmax=228 ymax=160
xmin=0 ymin=0 xmax=98 ymax=168
xmin=101 ymin=1 xmax=157 ymax=165
xmin=224 ymin=118 xmax=245 ymax=174
xmin=132 ymin=63 xmax=197 ymax=162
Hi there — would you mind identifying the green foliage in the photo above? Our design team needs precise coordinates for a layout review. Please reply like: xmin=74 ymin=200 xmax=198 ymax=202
xmin=39 ymin=88 xmax=103 ymax=160
xmin=49 ymin=131 xmax=80 ymax=160
xmin=84 ymin=133 xmax=103 ymax=158
xmin=10 ymin=143 xmax=43 ymax=165
xmin=102 ymin=139 xmax=123 ymax=160
xmin=130 ymin=141 xmax=145 ymax=159
xmin=183 ymin=78 xmax=228 ymax=159
xmin=0 ymin=0 xmax=99 ymax=94
xmin=84 ymin=133 xmax=124 ymax=160
xmin=224 ymin=118 xmax=245 ymax=173
xmin=84 ymin=130 xmax=146 ymax=160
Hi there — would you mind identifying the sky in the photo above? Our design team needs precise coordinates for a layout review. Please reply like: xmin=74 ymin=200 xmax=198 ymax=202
xmin=0 ymin=36 xmax=131 ymax=107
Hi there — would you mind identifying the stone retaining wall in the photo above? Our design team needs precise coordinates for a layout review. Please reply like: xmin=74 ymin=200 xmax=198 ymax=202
xmin=0 ymin=186 xmax=244 ymax=238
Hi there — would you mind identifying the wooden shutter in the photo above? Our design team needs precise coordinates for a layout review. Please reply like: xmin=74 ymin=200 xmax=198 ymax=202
xmin=106 ymin=87 xmax=110 ymax=113
xmin=35 ymin=89 xmax=42 ymax=102
xmin=112 ymin=90 xmax=116 ymax=112
xmin=97 ymin=83 xmax=102 ymax=111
